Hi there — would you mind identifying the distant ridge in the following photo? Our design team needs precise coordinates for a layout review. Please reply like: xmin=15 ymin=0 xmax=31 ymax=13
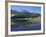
xmin=11 ymin=10 xmax=41 ymax=19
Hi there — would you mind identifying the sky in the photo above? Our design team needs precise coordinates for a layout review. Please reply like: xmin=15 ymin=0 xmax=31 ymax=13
xmin=11 ymin=5 xmax=41 ymax=14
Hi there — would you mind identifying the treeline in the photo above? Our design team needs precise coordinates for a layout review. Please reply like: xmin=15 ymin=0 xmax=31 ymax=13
xmin=11 ymin=10 xmax=41 ymax=19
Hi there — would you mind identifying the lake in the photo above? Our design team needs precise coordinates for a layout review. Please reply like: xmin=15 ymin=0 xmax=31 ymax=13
xmin=11 ymin=22 xmax=41 ymax=31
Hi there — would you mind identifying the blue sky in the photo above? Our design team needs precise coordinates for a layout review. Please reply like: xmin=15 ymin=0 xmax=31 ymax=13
xmin=11 ymin=5 xmax=41 ymax=14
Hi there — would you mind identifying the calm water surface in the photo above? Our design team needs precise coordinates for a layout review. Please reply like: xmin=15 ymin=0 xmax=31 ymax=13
xmin=11 ymin=22 xmax=41 ymax=31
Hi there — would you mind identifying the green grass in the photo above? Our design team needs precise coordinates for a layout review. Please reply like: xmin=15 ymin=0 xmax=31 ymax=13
xmin=13 ymin=16 xmax=40 ymax=23
xmin=11 ymin=16 xmax=41 ymax=27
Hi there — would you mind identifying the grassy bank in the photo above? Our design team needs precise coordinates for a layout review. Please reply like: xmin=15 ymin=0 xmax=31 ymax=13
xmin=11 ymin=16 xmax=41 ymax=27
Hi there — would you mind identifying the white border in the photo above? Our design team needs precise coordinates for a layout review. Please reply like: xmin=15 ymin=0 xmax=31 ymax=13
xmin=8 ymin=2 xmax=44 ymax=35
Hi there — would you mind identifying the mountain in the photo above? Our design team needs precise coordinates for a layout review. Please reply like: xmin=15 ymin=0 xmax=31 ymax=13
xmin=11 ymin=10 xmax=41 ymax=19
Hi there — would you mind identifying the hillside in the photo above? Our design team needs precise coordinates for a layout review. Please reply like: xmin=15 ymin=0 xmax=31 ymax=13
xmin=11 ymin=10 xmax=41 ymax=19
